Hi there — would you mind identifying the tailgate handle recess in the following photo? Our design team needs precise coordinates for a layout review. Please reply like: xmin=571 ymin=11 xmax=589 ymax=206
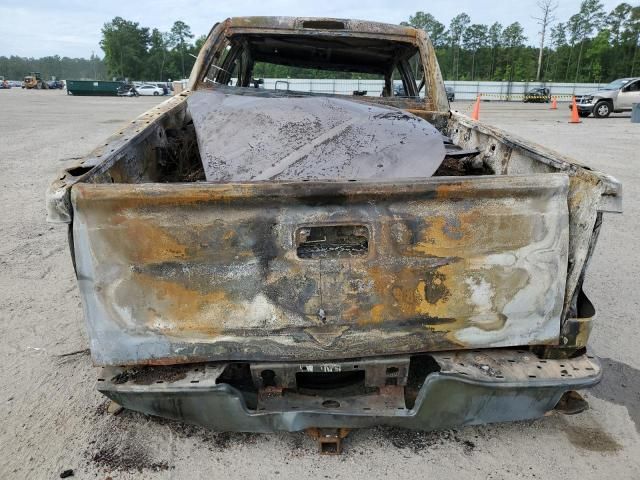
xmin=296 ymin=225 xmax=369 ymax=259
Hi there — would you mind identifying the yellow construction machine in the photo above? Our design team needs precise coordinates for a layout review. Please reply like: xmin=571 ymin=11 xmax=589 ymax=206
xmin=22 ymin=72 xmax=48 ymax=89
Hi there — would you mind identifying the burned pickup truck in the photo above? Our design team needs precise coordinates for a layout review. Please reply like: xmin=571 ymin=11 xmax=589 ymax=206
xmin=47 ymin=17 xmax=621 ymax=451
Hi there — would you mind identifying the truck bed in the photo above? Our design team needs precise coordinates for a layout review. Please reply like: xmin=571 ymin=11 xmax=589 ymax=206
xmin=46 ymin=89 xmax=621 ymax=367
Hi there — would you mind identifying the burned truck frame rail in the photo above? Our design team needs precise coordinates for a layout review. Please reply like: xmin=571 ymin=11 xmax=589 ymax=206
xmin=46 ymin=16 xmax=621 ymax=437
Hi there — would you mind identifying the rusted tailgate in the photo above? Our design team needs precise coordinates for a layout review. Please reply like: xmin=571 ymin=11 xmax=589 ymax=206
xmin=71 ymin=174 xmax=569 ymax=366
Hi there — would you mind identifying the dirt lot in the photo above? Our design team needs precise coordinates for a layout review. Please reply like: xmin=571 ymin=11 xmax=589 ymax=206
xmin=1 ymin=89 xmax=639 ymax=479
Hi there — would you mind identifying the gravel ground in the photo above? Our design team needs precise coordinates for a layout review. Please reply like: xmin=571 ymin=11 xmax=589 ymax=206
xmin=1 ymin=89 xmax=639 ymax=479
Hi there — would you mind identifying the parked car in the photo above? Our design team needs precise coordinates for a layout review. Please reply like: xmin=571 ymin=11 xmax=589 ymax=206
xmin=0 ymin=79 xmax=10 ymax=89
xmin=574 ymin=77 xmax=640 ymax=118
xmin=524 ymin=87 xmax=550 ymax=103
xmin=47 ymin=80 xmax=65 ymax=89
xmin=152 ymin=82 xmax=171 ymax=95
xmin=445 ymin=86 xmax=455 ymax=102
xmin=392 ymin=83 xmax=406 ymax=96
xmin=117 ymin=83 xmax=139 ymax=97
xmin=47 ymin=16 xmax=621 ymax=450
xmin=136 ymin=84 xmax=164 ymax=96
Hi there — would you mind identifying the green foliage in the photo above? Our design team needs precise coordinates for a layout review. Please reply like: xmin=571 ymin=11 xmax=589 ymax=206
xmin=404 ymin=12 xmax=447 ymax=48
xmin=406 ymin=2 xmax=639 ymax=82
xmin=93 ymin=17 xmax=200 ymax=81
xmin=463 ymin=24 xmax=489 ymax=80
xmin=170 ymin=20 xmax=195 ymax=78
xmin=100 ymin=17 xmax=150 ymax=79
xmin=0 ymin=54 xmax=106 ymax=81
xmin=145 ymin=28 xmax=171 ymax=80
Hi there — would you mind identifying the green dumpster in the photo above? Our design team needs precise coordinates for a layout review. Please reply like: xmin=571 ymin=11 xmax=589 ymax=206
xmin=66 ymin=80 xmax=125 ymax=96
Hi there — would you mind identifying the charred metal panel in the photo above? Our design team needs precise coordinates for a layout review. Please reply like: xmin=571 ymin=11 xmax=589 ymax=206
xmin=71 ymin=175 xmax=569 ymax=366
xmin=227 ymin=17 xmax=419 ymax=38
xmin=188 ymin=90 xmax=445 ymax=181
xmin=444 ymin=112 xmax=621 ymax=324
xmin=46 ymin=94 xmax=191 ymax=223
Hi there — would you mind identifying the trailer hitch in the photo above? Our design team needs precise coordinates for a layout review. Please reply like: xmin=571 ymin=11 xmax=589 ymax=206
xmin=306 ymin=428 xmax=351 ymax=454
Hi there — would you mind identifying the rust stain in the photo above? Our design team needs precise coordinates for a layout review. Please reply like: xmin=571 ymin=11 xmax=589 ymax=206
xmin=355 ymin=264 xmax=457 ymax=329
xmin=411 ymin=208 xmax=537 ymax=258
xmin=133 ymin=273 xmax=234 ymax=337
xmin=102 ymin=270 xmax=246 ymax=338
xmin=369 ymin=304 xmax=385 ymax=324
xmin=107 ymin=216 xmax=187 ymax=263
xmin=340 ymin=304 xmax=361 ymax=322
xmin=223 ymin=229 xmax=237 ymax=241
xmin=74 ymin=184 xmax=250 ymax=211
xmin=434 ymin=181 xmax=474 ymax=199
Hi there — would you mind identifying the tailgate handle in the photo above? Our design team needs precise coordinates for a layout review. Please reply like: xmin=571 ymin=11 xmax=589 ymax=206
xmin=296 ymin=225 xmax=369 ymax=259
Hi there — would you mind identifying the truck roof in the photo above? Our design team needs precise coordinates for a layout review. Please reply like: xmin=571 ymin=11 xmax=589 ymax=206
xmin=225 ymin=16 xmax=418 ymax=41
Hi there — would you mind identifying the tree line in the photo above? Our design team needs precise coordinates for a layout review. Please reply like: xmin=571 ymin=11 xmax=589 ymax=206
xmin=403 ymin=1 xmax=639 ymax=83
xmin=1 ymin=4 xmax=638 ymax=83
xmin=0 ymin=54 xmax=106 ymax=81
xmin=99 ymin=17 xmax=206 ymax=81
xmin=0 ymin=18 xmax=205 ymax=82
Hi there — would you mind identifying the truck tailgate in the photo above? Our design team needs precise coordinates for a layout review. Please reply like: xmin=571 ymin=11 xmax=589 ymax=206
xmin=71 ymin=174 xmax=569 ymax=366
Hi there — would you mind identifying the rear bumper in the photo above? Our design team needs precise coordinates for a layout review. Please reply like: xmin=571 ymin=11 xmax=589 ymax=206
xmin=97 ymin=349 xmax=601 ymax=432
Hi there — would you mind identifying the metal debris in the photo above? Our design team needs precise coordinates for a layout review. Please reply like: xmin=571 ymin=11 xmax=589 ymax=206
xmin=188 ymin=89 xmax=445 ymax=181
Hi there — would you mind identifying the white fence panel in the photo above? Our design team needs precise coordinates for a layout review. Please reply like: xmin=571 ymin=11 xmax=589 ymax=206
xmin=260 ymin=78 xmax=604 ymax=102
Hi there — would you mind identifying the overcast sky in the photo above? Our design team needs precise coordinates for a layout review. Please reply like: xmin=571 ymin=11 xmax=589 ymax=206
xmin=0 ymin=0 xmax=628 ymax=58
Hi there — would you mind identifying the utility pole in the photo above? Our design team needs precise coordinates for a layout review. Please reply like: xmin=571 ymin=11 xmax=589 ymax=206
xmin=533 ymin=0 xmax=557 ymax=81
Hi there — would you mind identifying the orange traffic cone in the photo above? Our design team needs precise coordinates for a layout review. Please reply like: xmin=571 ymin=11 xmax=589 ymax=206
xmin=471 ymin=95 xmax=481 ymax=120
xmin=550 ymin=96 xmax=557 ymax=110
xmin=569 ymin=96 xmax=581 ymax=123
